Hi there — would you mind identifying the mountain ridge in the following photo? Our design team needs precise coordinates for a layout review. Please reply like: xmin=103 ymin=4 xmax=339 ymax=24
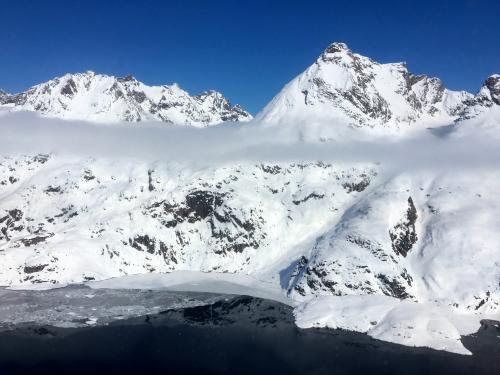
xmin=1 ymin=44 xmax=498 ymax=135
xmin=0 ymin=71 xmax=252 ymax=126
xmin=256 ymin=42 xmax=498 ymax=140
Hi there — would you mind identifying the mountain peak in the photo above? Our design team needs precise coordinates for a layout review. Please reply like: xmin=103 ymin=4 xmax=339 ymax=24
xmin=198 ymin=89 xmax=219 ymax=96
xmin=318 ymin=41 xmax=379 ymax=69
xmin=257 ymin=41 xmax=474 ymax=138
xmin=0 ymin=90 xmax=9 ymax=103
xmin=324 ymin=42 xmax=350 ymax=54
xmin=64 ymin=71 xmax=96 ymax=79
xmin=483 ymin=74 xmax=500 ymax=105
xmin=118 ymin=74 xmax=136 ymax=82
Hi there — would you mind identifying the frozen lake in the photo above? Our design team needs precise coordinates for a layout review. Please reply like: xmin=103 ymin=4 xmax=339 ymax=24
xmin=0 ymin=286 xmax=499 ymax=374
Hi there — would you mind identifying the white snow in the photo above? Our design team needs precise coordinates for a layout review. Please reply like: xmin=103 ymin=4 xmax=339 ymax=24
xmin=256 ymin=42 xmax=472 ymax=141
xmin=295 ymin=295 xmax=499 ymax=355
xmin=0 ymin=44 xmax=499 ymax=355
xmin=0 ymin=71 xmax=252 ymax=126
xmin=87 ymin=271 xmax=294 ymax=306
xmin=0 ymin=114 xmax=498 ymax=354
xmin=0 ymin=108 xmax=499 ymax=354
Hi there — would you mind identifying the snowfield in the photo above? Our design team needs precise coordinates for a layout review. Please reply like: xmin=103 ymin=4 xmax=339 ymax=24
xmin=295 ymin=295 xmax=498 ymax=355
xmin=0 ymin=42 xmax=499 ymax=355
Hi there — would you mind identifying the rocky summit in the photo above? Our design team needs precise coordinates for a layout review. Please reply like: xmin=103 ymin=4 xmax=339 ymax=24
xmin=255 ymin=42 xmax=499 ymax=140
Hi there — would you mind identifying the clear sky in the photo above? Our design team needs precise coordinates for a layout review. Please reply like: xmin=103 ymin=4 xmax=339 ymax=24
xmin=0 ymin=0 xmax=499 ymax=114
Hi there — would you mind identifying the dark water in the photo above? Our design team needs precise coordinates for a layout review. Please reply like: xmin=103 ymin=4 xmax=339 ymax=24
xmin=0 ymin=295 xmax=499 ymax=375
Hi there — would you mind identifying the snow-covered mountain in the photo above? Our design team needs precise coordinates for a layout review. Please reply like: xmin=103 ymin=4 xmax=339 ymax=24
xmin=0 ymin=148 xmax=498 ymax=355
xmin=0 ymin=44 xmax=499 ymax=354
xmin=458 ymin=74 xmax=500 ymax=121
xmin=0 ymin=71 xmax=252 ymax=126
xmin=445 ymin=74 xmax=500 ymax=140
xmin=256 ymin=42 xmax=474 ymax=139
xmin=473 ymin=74 xmax=500 ymax=106
xmin=0 ymin=90 xmax=9 ymax=103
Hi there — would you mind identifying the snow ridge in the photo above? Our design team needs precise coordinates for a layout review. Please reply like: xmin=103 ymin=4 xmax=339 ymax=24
xmin=0 ymin=71 xmax=252 ymax=126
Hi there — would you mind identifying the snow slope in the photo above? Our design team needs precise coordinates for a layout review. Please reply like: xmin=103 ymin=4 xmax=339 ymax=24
xmin=453 ymin=75 xmax=500 ymax=137
xmin=0 ymin=152 xmax=376 ymax=285
xmin=295 ymin=295 xmax=498 ymax=355
xmin=0 ymin=71 xmax=251 ymax=125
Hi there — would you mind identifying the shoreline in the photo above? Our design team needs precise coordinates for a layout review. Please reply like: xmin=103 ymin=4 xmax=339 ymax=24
xmin=0 ymin=294 xmax=498 ymax=374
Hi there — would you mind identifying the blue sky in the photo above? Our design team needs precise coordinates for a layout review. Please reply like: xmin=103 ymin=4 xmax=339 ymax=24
xmin=0 ymin=0 xmax=498 ymax=114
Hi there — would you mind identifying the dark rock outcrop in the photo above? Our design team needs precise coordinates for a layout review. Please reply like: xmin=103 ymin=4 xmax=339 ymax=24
xmin=389 ymin=197 xmax=418 ymax=257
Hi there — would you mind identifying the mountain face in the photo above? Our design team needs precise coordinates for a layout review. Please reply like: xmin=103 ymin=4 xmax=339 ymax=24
xmin=1 ymin=150 xmax=498 ymax=355
xmin=0 ymin=152 xmax=498 ymax=329
xmin=286 ymin=170 xmax=500 ymax=309
xmin=458 ymin=74 xmax=500 ymax=120
xmin=0 ymin=151 xmax=497 ymax=317
xmin=0 ymin=155 xmax=376 ymax=283
xmin=0 ymin=71 xmax=252 ymax=126
xmin=0 ymin=90 xmax=8 ymax=103
xmin=478 ymin=74 xmax=500 ymax=105
xmin=256 ymin=43 xmax=475 ymax=139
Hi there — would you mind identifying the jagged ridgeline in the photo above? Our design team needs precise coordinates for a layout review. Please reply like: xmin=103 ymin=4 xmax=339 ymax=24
xmin=0 ymin=71 xmax=252 ymax=125
xmin=256 ymin=42 xmax=500 ymax=140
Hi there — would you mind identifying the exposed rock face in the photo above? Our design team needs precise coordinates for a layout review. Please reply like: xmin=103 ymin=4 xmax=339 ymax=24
xmin=193 ymin=91 xmax=251 ymax=122
xmin=145 ymin=189 xmax=263 ymax=256
xmin=286 ymin=183 xmax=422 ymax=302
xmin=458 ymin=75 xmax=500 ymax=120
xmin=483 ymin=75 xmax=500 ymax=105
xmin=0 ymin=71 xmax=252 ymax=126
xmin=256 ymin=42 xmax=473 ymax=139
xmin=0 ymin=154 xmax=377 ymax=285
xmin=0 ymin=90 xmax=9 ymax=103
xmin=389 ymin=197 xmax=418 ymax=257
xmin=0 ymin=209 xmax=25 ymax=241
